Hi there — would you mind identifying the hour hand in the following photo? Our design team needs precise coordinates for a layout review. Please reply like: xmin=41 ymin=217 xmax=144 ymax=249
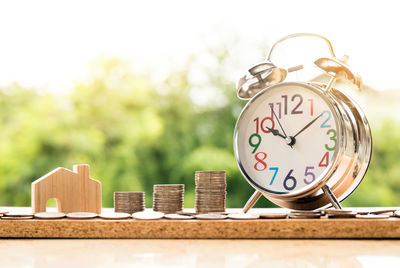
xmin=266 ymin=127 xmax=295 ymax=147
xmin=266 ymin=127 xmax=286 ymax=139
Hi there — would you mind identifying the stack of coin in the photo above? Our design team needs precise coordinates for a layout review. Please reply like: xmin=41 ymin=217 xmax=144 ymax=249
xmin=288 ymin=210 xmax=322 ymax=219
xmin=153 ymin=184 xmax=184 ymax=214
xmin=323 ymin=209 xmax=357 ymax=218
xmin=195 ymin=171 xmax=226 ymax=213
xmin=114 ymin=192 xmax=145 ymax=214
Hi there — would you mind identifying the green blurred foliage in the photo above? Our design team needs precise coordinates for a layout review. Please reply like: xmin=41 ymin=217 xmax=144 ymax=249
xmin=0 ymin=52 xmax=399 ymax=209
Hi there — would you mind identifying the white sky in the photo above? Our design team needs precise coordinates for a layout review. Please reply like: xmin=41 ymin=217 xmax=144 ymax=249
xmin=0 ymin=0 xmax=399 ymax=92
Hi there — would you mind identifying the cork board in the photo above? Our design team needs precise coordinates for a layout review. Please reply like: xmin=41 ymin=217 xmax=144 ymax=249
xmin=1 ymin=207 xmax=399 ymax=239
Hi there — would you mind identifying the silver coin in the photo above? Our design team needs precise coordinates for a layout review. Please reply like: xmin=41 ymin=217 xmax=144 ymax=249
xmin=290 ymin=210 xmax=321 ymax=215
xmin=323 ymin=209 xmax=355 ymax=215
xmin=356 ymin=211 xmax=370 ymax=215
xmin=289 ymin=214 xmax=321 ymax=219
xmin=228 ymin=213 xmax=259 ymax=220
xmin=114 ymin=191 xmax=144 ymax=194
xmin=132 ymin=211 xmax=164 ymax=220
xmin=195 ymin=214 xmax=228 ymax=220
xmin=216 ymin=212 xmax=229 ymax=215
xmin=153 ymin=195 xmax=183 ymax=197
xmin=196 ymin=211 xmax=226 ymax=214
xmin=3 ymin=212 xmax=34 ymax=217
xmin=198 ymin=211 xmax=228 ymax=215
xmin=259 ymin=212 xmax=288 ymax=219
xmin=196 ymin=184 xmax=225 ymax=187
xmin=195 ymin=176 xmax=225 ymax=178
xmin=1 ymin=216 xmax=33 ymax=220
xmin=164 ymin=214 xmax=194 ymax=220
xmin=177 ymin=211 xmax=197 ymax=216
xmin=34 ymin=212 xmax=66 ymax=219
xmin=195 ymin=204 xmax=225 ymax=207
xmin=66 ymin=212 xmax=98 ymax=219
xmin=195 ymin=170 xmax=226 ymax=174
xmin=356 ymin=214 xmax=390 ymax=219
xmin=153 ymin=185 xmax=184 ymax=189
xmin=369 ymin=209 xmax=397 ymax=215
xmin=195 ymin=191 xmax=226 ymax=194
xmin=195 ymin=181 xmax=225 ymax=184
xmin=328 ymin=212 xmax=357 ymax=218
xmin=99 ymin=212 xmax=131 ymax=220
xmin=195 ymin=178 xmax=226 ymax=181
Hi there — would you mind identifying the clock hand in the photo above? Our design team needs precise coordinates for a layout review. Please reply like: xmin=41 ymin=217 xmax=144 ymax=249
xmin=265 ymin=127 xmax=286 ymax=139
xmin=271 ymin=108 xmax=288 ymax=138
xmin=293 ymin=113 xmax=323 ymax=138
xmin=266 ymin=127 xmax=296 ymax=146
xmin=271 ymin=108 xmax=293 ymax=147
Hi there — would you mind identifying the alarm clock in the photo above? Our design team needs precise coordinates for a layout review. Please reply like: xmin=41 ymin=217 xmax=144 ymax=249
xmin=234 ymin=33 xmax=372 ymax=211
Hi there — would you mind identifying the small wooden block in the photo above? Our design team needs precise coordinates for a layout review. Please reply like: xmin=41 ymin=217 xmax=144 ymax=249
xmin=31 ymin=164 xmax=102 ymax=214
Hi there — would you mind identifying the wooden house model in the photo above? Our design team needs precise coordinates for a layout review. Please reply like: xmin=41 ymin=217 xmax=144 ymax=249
xmin=31 ymin=164 xmax=102 ymax=213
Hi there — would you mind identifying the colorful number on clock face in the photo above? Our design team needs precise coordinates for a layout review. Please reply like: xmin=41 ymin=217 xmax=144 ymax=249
xmin=236 ymin=83 xmax=339 ymax=194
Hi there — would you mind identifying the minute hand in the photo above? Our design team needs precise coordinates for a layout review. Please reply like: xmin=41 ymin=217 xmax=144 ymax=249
xmin=293 ymin=113 xmax=323 ymax=138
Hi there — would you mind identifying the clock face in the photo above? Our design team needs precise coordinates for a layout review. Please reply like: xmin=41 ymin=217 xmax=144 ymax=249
xmin=235 ymin=82 xmax=339 ymax=195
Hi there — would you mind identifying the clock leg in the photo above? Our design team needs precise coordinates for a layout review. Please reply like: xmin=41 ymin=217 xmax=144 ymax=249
xmin=322 ymin=185 xmax=343 ymax=209
xmin=243 ymin=190 xmax=262 ymax=213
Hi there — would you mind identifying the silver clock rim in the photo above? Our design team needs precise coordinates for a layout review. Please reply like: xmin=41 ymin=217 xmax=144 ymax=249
xmin=234 ymin=82 xmax=341 ymax=197
xmin=233 ymin=81 xmax=372 ymax=209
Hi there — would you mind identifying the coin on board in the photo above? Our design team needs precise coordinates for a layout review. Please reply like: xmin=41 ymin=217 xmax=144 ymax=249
xmin=195 ymin=171 xmax=226 ymax=214
xmin=153 ymin=184 xmax=184 ymax=214
xmin=34 ymin=212 xmax=66 ymax=219
xmin=66 ymin=212 xmax=98 ymax=219
xmin=99 ymin=212 xmax=131 ymax=220
xmin=289 ymin=212 xmax=322 ymax=218
xmin=164 ymin=214 xmax=194 ymax=220
xmin=259 ymin=212 xmax=288 ymax=219
xmin=289 ymin=214 xmax=321 ymax=219
xmin=132 ymin=211 xmax=164 ymax=220
xmin=394 ymin=211 xmax=400 ymax=217
xmin=1 ymin=216 xmax=33 ymax=220
xmin=290 ymin=210 xmax=321 ymax=215
xmin=369 ymin=209 xmax=397 ymax=215
xmin=114 ymin=191 xmax=145 ymax=214
xmin=228 ymin=213 xmax=259 ymax=220
xmin=177 ymin=211 xmax=197 ymax=216
xmin=356 ymin=214 xmax=390 ymax=219
xmin=356 ymin=211 xmax=370 ymax=215
xmin=327 ymin=212 xmax=357 ymax=218
xmin=195 ymin=214 xmax=228 ymax=220
xmin=3 ymin=212 xmax=34 ymax=217
xmin=323 ymin=209 xmax=355 ymax=215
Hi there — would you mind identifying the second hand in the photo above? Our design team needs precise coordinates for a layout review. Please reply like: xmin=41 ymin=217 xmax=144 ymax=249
xmin=271 ymin=108 xmax=293 ymax=148
xmin=272 ymin=108 xmax=287 ymax=137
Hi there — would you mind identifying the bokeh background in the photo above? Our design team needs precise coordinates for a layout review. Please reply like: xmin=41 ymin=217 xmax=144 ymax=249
xmin=1 ymin=0 xmax=400 ymax=208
